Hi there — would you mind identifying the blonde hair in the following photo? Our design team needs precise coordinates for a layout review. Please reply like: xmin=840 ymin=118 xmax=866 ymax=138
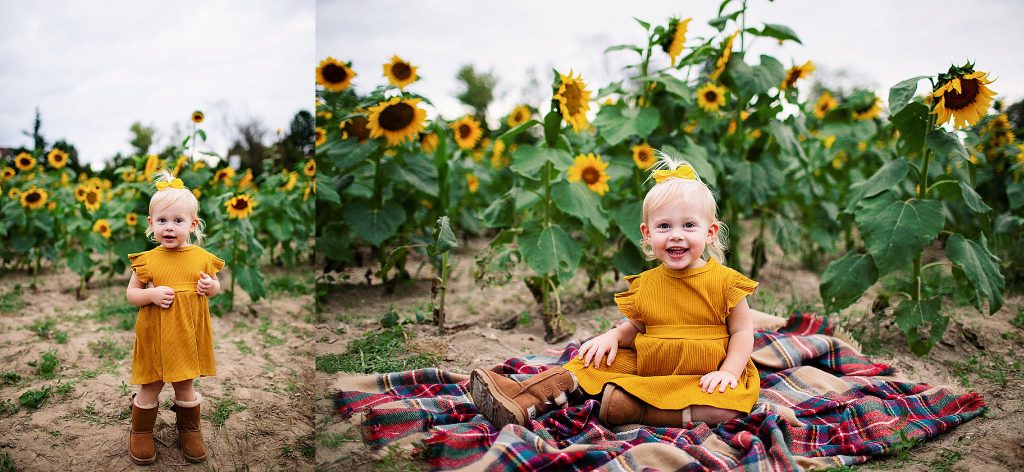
xmin=146 ymin=170 xmax=206 ymax=246
xmin=639 ymin=150 xmax=728 ymax=262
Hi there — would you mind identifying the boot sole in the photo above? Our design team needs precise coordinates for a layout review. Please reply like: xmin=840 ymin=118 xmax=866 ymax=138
xmin=469 ymin=369 xmax=525 ymax=429
xmin=183 ymin=453 xmax=207 ymax=463
xmin=129 ymin=452 xmax=156 ymax=465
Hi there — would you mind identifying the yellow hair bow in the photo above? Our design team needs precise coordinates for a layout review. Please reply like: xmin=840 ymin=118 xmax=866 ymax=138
xmin=156 ymin=178 xmax=186 ymax=191
xmin=652 ymin=165 xmax=697 ymax=183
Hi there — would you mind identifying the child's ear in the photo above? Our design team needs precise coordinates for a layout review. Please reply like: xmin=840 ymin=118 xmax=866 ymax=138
xmin=640 ymin=222 xmax=650 ymax=242
xmin=147 ymin=216 xmax=153 ymax=227
xmin=190 ymin=218 xmax=199 ymax=231
xmin=706 ymin=221 xmax=719 ymax=241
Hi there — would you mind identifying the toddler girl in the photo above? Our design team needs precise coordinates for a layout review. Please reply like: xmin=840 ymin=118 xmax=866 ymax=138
xmin=125 ymin=171 xmax=224 ymax=464
xmin=471 ymin=152 xmax=759 ymax=429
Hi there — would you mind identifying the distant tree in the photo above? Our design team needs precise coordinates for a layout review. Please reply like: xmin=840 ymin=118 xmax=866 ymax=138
xmin=227 ymin=118 xmax=270 ymax=176
xmin=129 ymin=121 xmax=156 ymax=156
xmin=1004 ymin=98 xmax=1024 ymax=136
xmin=455 ymin=65 xmax=498 ymax=123
xmin=21 ymin=107 xmax=46 ymax=154
xmin=280 ymin=110 xmax=314 ymax=171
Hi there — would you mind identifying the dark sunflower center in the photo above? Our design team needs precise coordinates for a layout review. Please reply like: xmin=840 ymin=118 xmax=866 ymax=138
xmin=99 ymin=224 xmax=108 ymax=232
xmin=346 ymin=117 xmax=370 ymax=142
xmin=458 ymin=124 xmax=473 ymax=139
xmin=19 ymin=158 xmax=30 ymax=166
xmin=54 ymin=154 xmax=64 ymax=162
xmin=563 ymin=84 xmax=582 ymax=115
xmin=639 ymin=150 xmax=651 ymax=162
xmin=26 ymin=192 xmax=40 ymax=203
xmin=817 ymin=102 xmax=829 ymax=112
xmin=785 ymin=70 xmax=800 ymax=87
xmin=514 ymin=111 xmax=525 ymax=122
xmin=660 ymin=24 xmax=677 ymax=53
xmin=379 ymin=103 xmax=415 ymax=131
xmin=581 ymin=166 xmax=600 ymax=185
xmin=704 ymin=91 xmax=718 ymax=102
xmin=86 ymin=192 xmax=98 ymax=204
xmin=316 ymin=129 xmax=324 ymax=140
xmin=322 ymin=63 xmax=348 ymax=84
xmin=391 ymin=62 xmax=412 ymax=80
xmin=943 ymin=78 xmax=980 ymax=111
xmin=233 ymin=199 xmax=249 ymax=210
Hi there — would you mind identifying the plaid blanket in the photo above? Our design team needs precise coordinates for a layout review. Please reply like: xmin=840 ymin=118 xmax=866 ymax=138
xmin=332 ymin=313 xmax=986 ymax=471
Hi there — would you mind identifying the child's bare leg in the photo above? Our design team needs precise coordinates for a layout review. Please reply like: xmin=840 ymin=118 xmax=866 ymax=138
xmin=688 ymin=405 xmax=743 ymax=424
xmin=137 ymin=381 xmax=163 ymax=407
xmin=171 ymin=379 xmax=197 ymax=402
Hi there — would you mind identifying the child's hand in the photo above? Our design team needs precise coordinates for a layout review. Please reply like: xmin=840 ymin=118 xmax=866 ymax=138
xmin=699 ymin=370 xmax=738 ymax=393
xmin=577 ymin=331 xmax=621 ymax=369
xmin=197 ymin=272 xmax=213 ymax=296
xmin=150 ymin=286 xmax=175 ymax=309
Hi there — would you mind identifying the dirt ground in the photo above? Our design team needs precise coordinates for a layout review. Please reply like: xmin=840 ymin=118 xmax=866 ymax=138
xmin=315 ymin=237 xmax=1024 ymax=471
xmin=0 ymin=264 xmax=316 ymax=471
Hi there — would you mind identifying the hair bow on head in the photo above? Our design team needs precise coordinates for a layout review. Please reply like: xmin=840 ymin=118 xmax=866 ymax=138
xmin=652 ymin=164 xmax=697 ymax=183
xmin=156 ymin=178 xmax=186 ymax=191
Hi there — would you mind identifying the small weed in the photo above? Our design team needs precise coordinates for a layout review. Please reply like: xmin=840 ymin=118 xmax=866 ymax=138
xmin=118 ymin=381 xmax=131 ymax=396
xmin=235 ymin=340 xmax=253 ymax=355
xmin=18 ymin=385 xmax=52 ymax=409
xmin=206 ymin=396 xmax=246 ymax=426
xmin=80 ymin=369 xmax=99 ymax=380
xmin=1 ymin=371 xmax=21 ymax=385
xmin=517 ymin=311 xmax=532 ymax=327
xmin=53 ymin=331 xmax=68 ymax=344
xmin=92 ymin=297 xmax=137 ymax=331
xmin=55 ymin=379 xmax=75 ymax=396
xmin=0 ymin=399 xmax=19 ymax=415
xmin=269 ymin=275 xmax=313 ymax=295
xmin=318 ymin=428 xmax=359 ymax=448
xmin=888 ymin=430 xmax=922 ymax=466
xmin=1011 ymin=308 xmax=1024 ymax=329
xmin=0 ymin=451 xmax=14 ymax=472
xmin=597 ymin=318 xmax=612 ymax=332
xmin=28 ymin=350 xmax=59 ymax=379
xmin=193 ymin=378 xmax=201 ymax=388
xmin=0 ymin=285 xmax=26 ymax=314
xmin=28 ymin=319 xmax=57 ymax=338
xmin=281 ymin=441 xmax=316 ymax=460
xmin=316 ymin=326 xmax=439 ymax=374
xmin=259 ymin=319 xmax=285 ymax=347
xmin=928 ymin=448 xmax=963 ymax=472
xmin=947 ymin=353 xmax=1023 ymax=388
xmin=88 ymin=337 xmax=130 ymax=360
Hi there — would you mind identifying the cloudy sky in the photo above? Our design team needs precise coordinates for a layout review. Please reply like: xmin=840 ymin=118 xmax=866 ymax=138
xmin=0 ymin=1 xmax=313 ymax=168
xmin=319 ymin=0 xmax=1024 ymax=128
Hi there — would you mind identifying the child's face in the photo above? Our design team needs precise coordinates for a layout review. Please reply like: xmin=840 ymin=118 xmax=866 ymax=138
xmin=147 ymin=198 xmax=198 ymax=249
xmin=640 ymin=198 xmax=718 ymax=271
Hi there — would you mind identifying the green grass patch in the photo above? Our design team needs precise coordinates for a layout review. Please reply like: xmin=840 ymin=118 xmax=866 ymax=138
xmin=0 ymin=451 xmax=14 ymax=472
xmin=316 ymin=326 xmax=439 ymax=374
xmin=55 ymin=379 xmax=75 ymax=396
xmin=88 ymin=337 xmax=131 ymax=361
xmin=947 ymin=353 xmax=1024 ymax=388
xmin=206 ymin=396 xmax=246 ymax=426
xmin=928 ymin=448 xmax=963 ymax=472
xmin=18 ymin=385 xmax=51 ymax=409
xmin=0 ymin=286 xmax=26 ymax=314
xmin=268 ymin=275 xmax=313 ymax=296
xmin=92 ymin=297 xmax=137 ymax=331
xmin=28 ymin=350 xmax=59 ymax=379
xmin=258 ymin=319 xmax=286 ymax=347
xmin=1011 ymin=307 xmax=1024 ymax=329
xmin=0 ymin=399 xmax=19 ymax=415
xmin=1 ymin=371 xmax=21 ymax=385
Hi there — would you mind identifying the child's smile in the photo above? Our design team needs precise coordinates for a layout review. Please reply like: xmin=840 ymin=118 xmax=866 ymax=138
xmin=641 ymin=199 xmax=719 ymax=271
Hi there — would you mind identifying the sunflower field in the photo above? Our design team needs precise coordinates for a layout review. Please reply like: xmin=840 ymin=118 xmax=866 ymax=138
xmin=317 ymin=1 xmax=1022 ymax=353
xmin=0 ymin=112 xmax=316 ymax=312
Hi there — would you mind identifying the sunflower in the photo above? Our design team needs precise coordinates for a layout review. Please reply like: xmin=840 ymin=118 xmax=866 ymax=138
xmin=710 ymin=30 xmax=740 ymax=81
xmin=661 ymin=17 xmax=692 ymax=67
xmin=238 ymin=169 xmax=254 ymax=190
xmin=567 ymin=153 xmax=610 ymax=196
xmin=213 ymin=167 xmax=236 ymax=186
xmin=366 ymin=97 xmax=428 ymax=147
xmin=19 ymin=187 xmax=47 ymax=210
xmin=93 ymin=219 xmax=112 ymax=239
xmin=47 ymin=149 xmax=69 ymax=169
xmin=341 ymin=115 xmax=371 ymax=143
xmin=192 ymin=160 xmax=207 ymax=171
xmin=491 ymin=139 xmax=510 ymax=169
xmin=126 ymin=212 xmax=138 ymax=226
xmin=506 ymin=105 xmax=531 ymax=128
xmin=143 ymin=154 xmax=160 ymax=180
xmin=466 ymin=173 xmax=479 ymax=193
xmin=317 ymin=57 xmax=356 ymax=92
xmin=822 ymin=135 xmax=836 ymax=149
xmin=74 ymin=184 xmax=89 ymax=202
xmin=419 ymin=132 xmax=439 ymax=154
xmin=814 ymin=92 xmax=838 ymax=119
xmin=304 ymin=159 xmax=316 ymax=177
xmin=451 ymin=115 xmax=484 ymax=150
xmin=83 ymin=185 xmax=103 ymax=212
xmin=8 ymin=188 xmax=19 ymax=199
xmin=931 ymin=64 xmax=996 ymax=129
xmin=280 ymin=171 xmax=298 ymax=191
xmin=171 ymin=156 xmax=188 ymax=177
xmin=192 ymin=110 xmax=204 ymax=124
xmin=315 ymin=127 xmax=327 ymax=146
xmin=1 ymin=167 xmax=14 ymax=180
xmin=696 ymin=83 xmax=727 ymax=113
xmin=781 ymin=61 xmax=815 ymax=90
xmin=225 ymin=194 xmax=256 ymax=219
xmin=15 ymin=153 xmax=35 ymax=171
xmin=632 ymin=143 xmax=657 ymax=170
xmin=852 ymin=96 xmax=882 ymax=121
xmin=554 ymin=70 xmax=592 ymax=132
xmin=382 ymin=55 xmax=418 ymax=89
xmin=192 ymin=188 xmax=202 ymax=198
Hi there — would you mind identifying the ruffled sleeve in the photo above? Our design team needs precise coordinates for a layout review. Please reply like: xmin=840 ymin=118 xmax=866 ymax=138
xmin=726 ymin=271 xmax=758 ymax=310
xmin=206 ymin=250 xmax=225 ymax=276
xmin=613 ymin=273 xmax=644 ymax=321
xmin=127 ymin=252 xmax=151 ymax=284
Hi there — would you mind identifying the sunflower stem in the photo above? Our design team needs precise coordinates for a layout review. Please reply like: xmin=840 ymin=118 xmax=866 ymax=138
xmin=910 ymin=112 xmax=937 ymax=304
xmin=229 ymin=229 xmax=237 ymax=313
xmin=543 ymin=161 xmax=552 ymax=227
xmin=740 ymin=0 xmax=748 ymax=51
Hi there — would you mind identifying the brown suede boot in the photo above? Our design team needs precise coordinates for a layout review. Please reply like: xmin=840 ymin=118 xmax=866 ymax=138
xmin=469 ymin=366 xmax=578 ymax=429
xmin=170 ymin=393 xmax=207 ymax=462
xmin=598 ymin=384 xmax=689 ymax=427
xmin=128 ymin=394 xmax=159 ymax=465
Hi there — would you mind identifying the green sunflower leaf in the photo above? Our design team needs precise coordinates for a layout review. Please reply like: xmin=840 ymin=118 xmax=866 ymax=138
xmin=946 ymin=233 xmax=1004 ymax=314
xmin=552 ymin=181 xmax=609 ymax=235
xmin=611 ymin=200 xmax=643 ymax=250
xmin=888 ymin=76 xmax=929 ymax=116
xmin=893 ymin=297 xmax=946 ymax=356
xmin=855 ymin=196 xmax=944 ymax=277
xmin=593 ymin=105 xmax=661 ymax=145
xmin=819 ymin=250 xmax=878 ymax=312
xmin=342 ymin=201 xmax=406 ymax=247
xmin=755 ymin=23 xmax=802 ymax=44
xmin=927 ymin=129 xmax=968 ymax=161
xmin=509 ymin=145 xmax=573 ymax=178
xmin=890 ymin=102 xmax=929 ymax=155
xmin=843 ymin=158 xmax=910 ymax=213
xmin=612 ymin=239 xmax=645 ymax=277
xmin=519 ymin=226 xmax=581 ymax=283
xmin=434 ymin=216 xmax=458 ymax=253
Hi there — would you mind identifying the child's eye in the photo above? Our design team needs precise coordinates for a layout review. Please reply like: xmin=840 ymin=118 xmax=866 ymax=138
xmin=657 ymin=223 xmax=670 ymax=229
xmin=684 ymin=222 xmax=696 ymax=228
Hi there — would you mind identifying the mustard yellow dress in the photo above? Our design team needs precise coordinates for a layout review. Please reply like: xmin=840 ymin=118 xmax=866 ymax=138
xmin=564 ymin=258 xmax=760 ymax=412
xmin=127 ymin=246 xmax=224 ymax=385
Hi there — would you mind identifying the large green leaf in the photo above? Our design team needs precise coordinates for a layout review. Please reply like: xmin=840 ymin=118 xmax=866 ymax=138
xmin=754 ymin=23 xmax=801 ymax=43
xmin=893 ymin=298 xmax=947 ymax=356
xmin=593 ymin=105 xmax=661 ymax=145
xmin=481 ymin=192 xmax=515 ymax=228
xmin=663 ymin=140 xmax=715 ymax=187
xmin=819 ymin=250 xmax=879 ymax=312
xmin=727 ymin=160 xmax=772 ymax=206
xmin=509 ymin=145 xmax=574 ymax=178
xmin=395 ymin=156 xmax=438 ymax=197
xmin=946 ymin=233 xmax=1004 ymax=314
xmin=769 ymin=121 xmax=806 ymax=161
xmin=519 ymin=226 xmax=581 ymax=281
xmin=887 ymin=76 xmax=929 ymax=117
xmin=552 ymin=181 xmax=609 ymax=235
xmin=10 ymin=232 xmax=36 ymax=253
xmin=957 ymin=181 xmax=991 ymax=214
xmin=855 ymin=197 xmax=943 ymax=276
xmin=234 ymin=265 xmax=267 ymax=302
xmin=726 ymin=54 xmax=785 ymax=99
xmin=434 ymin=216 xmax=458 ymax=253
xmin=890 ymin=102 xmax=929 ymax=155
xmin=927 ymin=129 xmax=968 ymax=161
xmin=844 ymin=159 xmax=910 ymax=213
xmin=611 ymin=239 xmax=645 ymax=277
xmin=1008 ymin=183 xmax=1024 ymax=211
xmin=641 ymin=74 xmax=692 ymax=104
xmin=342 ymin=201 xmax=406 ymax=247
xmin=611 ymin=201 xmax=643 ymax=250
